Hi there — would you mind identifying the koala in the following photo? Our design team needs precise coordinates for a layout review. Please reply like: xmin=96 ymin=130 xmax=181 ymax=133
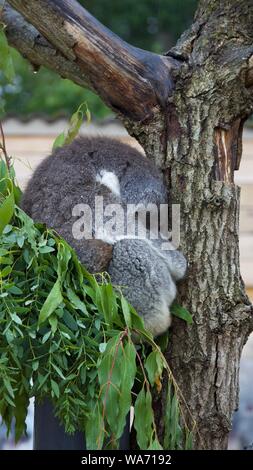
xmin=21 ymin=136 xmax=186 ymax=336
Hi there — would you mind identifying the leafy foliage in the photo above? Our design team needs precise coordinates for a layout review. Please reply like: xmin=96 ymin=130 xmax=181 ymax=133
xmin=0 ymin=204 xmax=193 ymax=449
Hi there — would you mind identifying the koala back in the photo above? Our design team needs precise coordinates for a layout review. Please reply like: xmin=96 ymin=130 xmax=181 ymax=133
xmin=21 ymin=136 xmax=168 ymax=271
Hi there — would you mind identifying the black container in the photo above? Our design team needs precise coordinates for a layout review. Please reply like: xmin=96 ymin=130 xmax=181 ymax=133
xmin=34 ymin=399 xmax=130 ymax=450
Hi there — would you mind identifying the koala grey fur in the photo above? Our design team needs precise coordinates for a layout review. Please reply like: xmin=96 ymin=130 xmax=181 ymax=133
xmin=21 ymin=136 xmax=186 ymax=336
xmin=108 ymin=238 xmax=186 ymax=337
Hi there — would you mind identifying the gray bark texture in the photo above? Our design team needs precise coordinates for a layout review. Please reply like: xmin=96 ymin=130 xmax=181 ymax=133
xmin=1 ymin=0 xmax=253 ymax=450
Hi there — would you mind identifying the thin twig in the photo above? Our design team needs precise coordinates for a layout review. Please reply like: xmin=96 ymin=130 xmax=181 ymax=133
xmin=0 ymin=120 xmax=11 ymax=170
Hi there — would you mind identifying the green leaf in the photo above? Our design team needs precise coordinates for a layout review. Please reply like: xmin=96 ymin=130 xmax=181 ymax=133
xmin=85 ymin=403 xmax=104 ymax=450
xmin=144 ymin=350 xmax=164 ymax=387
xmin=0 ymin=256 xmax=13 ymax=265
xmin=4 ymin=377 xmax=15 ymax=398
xmin=13 ymin=184 xmax=22 ymax=205
xmin=4 ymin=393 xmax=16 ymax=407
xmin=42 ymin=330 xmax=51 ymax=344
xmin=32 ymin=360 xmax=39 ymax=371
xmin=99 ymin=283 xmax=118 ymax=327
xmin=97 ymin=336 xmax=137 ymax=441
xmin=185 ymin=430 xmax=193 ymax=450
xmin=38 ymin=245 xmax=55 ymax=254
xmin=37 ymin=372 xmax=50 ymax=390
xmin=97 ymin=335 xmax=122 ymax=433
xmin=38 ymin=279 xmax=63 ymax=326
xmin=51 ymin=379 xmax=60 ymax=399
xmin=171 ymin=302 xmax=193 ymax=324
xmin=148 ymin=438 xmax=163 ymax=450
xmin=14 ymin=391 xmax=29 ymax=442
xmin=115 ymin=341 xmax=136 ymax=439
xmin=11 ymin=313 xmax=22 ymax=325
xmin=52 ymin=132 xmax=66 ymax=150
xmin=0 ymin=185 xmax=15 ymax=234
xmin=134 ymin=387 xmax=154 ymax=450
xmin=17 ymin=235 xmax=25 ymax=248
xmin=57 ymin=241 xmax=72 ymax=280
xmin=170 ymin=394 xmax=180 ymax=449
xmin=62 ymin=310 xmax=78 ymax=332
xmin=49 ymin=315 xmax=58 ymax=334
xmin=129 ymin=304 xmax=148 ymax=336
xmin=66 ymin=287 xmax=88 ymax=315
xmin=51 ymin=363 xmax=66 ymax=380
xmin=1 ymin=265 xmax=12 ymax=277
xmin=156 ymin=332 xmax=169 ymax=352
xmin=121 ymin=295 xmax=132 ymax=328
xmin=52 ymin=102 xmax=90 ymax=150
xmin=8 ymin=285 xmax=22 ymax=295
xmin=164 ymin=382 xmax=183 ymax=450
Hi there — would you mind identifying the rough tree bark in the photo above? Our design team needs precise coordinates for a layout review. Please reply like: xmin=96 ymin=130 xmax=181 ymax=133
xmin=1 ymin=0 xmax=253 ymax=450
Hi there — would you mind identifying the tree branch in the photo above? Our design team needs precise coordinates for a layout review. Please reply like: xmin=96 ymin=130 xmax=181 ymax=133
xmin=3 ymin=0 xmax=179 ymax=122
xmin=1 ymin=3 xmax=90 ymax=88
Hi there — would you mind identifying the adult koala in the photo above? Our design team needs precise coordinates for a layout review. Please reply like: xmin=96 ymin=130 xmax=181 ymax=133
xmin=22 ymin=137 xmax=186 ymax=336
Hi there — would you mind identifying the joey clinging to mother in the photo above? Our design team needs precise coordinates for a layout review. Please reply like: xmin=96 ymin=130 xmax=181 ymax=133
xmin=22 ymin=136 xmax=187 ymax=337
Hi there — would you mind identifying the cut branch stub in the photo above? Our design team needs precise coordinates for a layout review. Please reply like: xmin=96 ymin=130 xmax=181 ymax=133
xmin=6 ymin=0 xmax=179 ymax=122
xmin=214 ymin=119 xmax=245 ymax=183
xmin=246 ymin=55 xmax=253 ymax=88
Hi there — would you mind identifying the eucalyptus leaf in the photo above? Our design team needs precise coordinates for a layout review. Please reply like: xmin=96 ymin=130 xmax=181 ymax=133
xmin=52 ymin=102 xmax=90 ymax=150
xmin=38 ymin=279 xmax=63 ymax=326
xmin=0 ymin=185 xmax=15 ymax=234
xmin=134 ymin=387 xmax=154 ymax=450
xmin=171 ymin=302 xmax=193 ymax=324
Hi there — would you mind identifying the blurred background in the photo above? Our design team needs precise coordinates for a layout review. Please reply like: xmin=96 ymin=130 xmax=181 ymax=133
xmin=0 ymin=0 xmax=253 ymax=451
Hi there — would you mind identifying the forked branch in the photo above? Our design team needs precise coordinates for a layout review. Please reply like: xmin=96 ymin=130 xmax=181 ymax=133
xmin=3 ymin=0 xmax=179 ymax=122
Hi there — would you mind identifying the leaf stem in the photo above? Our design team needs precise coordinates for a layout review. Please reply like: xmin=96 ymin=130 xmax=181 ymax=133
xmin=0 ymin=120 xmax=11 ymax=170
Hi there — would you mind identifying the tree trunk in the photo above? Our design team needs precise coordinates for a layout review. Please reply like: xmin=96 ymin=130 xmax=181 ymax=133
xmin=130 ymin=1 xmax=253 ymax=449
xmin=2 ymin=0 xmax=253 ymax=450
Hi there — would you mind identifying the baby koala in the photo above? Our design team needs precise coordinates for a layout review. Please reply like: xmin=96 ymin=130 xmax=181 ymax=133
xmin=21 ymin=136 xmax=186 ymax=336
